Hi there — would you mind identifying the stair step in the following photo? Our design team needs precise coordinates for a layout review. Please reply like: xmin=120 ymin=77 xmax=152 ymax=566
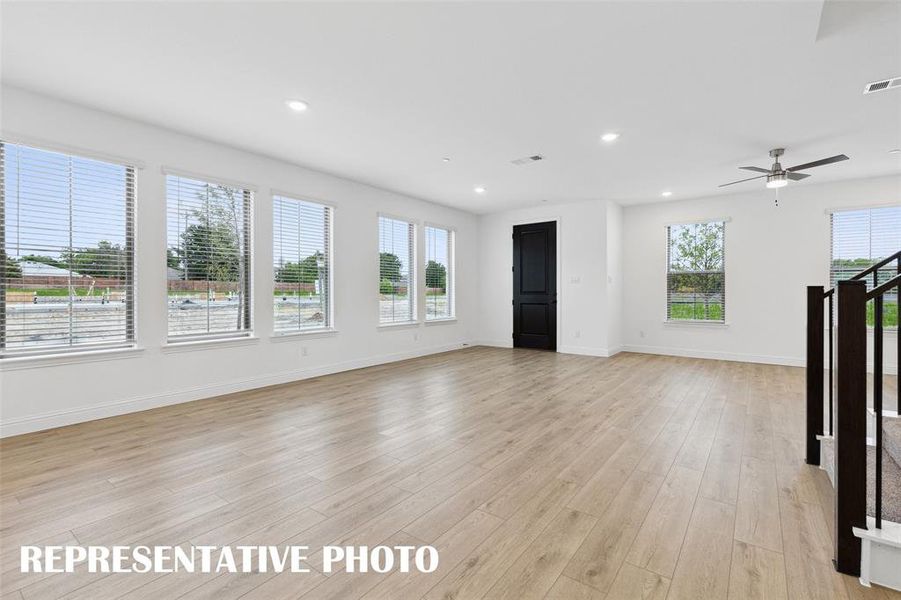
xmin=868 ymin=408 xmax=901 ymax=419
xmin=854 ymin=517 xmax=901 ymax=591
xmin=855 ymin=516 xmax=901 ymax=549
xmin=885 ymin=418 xmax=901 ymax=469
xmin=820 ymin=437 xmax=901 ymax=523
xmin=869 ymin=444 xmax=901 ymax=523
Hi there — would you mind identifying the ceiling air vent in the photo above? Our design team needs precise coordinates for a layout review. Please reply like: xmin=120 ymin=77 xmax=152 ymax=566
xmin=863 ymin=76 xmax=901 ymax=94
xmin=511 ymin=154 xmax=544 ymax=165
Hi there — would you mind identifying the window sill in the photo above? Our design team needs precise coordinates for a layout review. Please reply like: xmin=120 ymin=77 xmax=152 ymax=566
xmin=663 ymin=320 xmax=730 ymax=328
xmin=425 ymin=317 xmax=457 ymax=326
xmin=377 ymin=321 xmax=420 ymax=330
xmin=162 ymin=335 xmax=260 ymax=353
xmin=0 ymin=345 xmax=144 ymax=371
xmin=271 ymin=328 xmax=339 ymax=342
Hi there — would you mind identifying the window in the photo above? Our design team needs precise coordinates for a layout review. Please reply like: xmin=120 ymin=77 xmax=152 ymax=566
xmin=166 ymin=174 xmax=252 ymax=341
xmin=378 ymin=215 xmax=415 ymax=324
xmin=1 ymin=141 xmax=136 ymax=357
xmin=425 ymin=225 xmax=454 ymax=320
xmin=273 ymin=196 xmax=332 ymax=333
xmin=831 ymin=206 xmax=900 ymax=327
xmin=666 ymin=220 xmax=725 ymax=322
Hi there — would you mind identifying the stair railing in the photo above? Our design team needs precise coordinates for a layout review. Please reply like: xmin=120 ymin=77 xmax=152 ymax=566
xmin=806 ymin=249 xmax=900 ymax=576
xmin=866 ymin=270 xmax=901 ymax=529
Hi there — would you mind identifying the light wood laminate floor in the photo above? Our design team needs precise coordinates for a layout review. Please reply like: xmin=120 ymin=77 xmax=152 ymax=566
xmin=1 ymin=347 xmax=899 ymax=599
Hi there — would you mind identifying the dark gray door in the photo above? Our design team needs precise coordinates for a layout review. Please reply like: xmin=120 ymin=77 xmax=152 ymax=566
xmin=512 ymin=221 xmax=557 ymax=350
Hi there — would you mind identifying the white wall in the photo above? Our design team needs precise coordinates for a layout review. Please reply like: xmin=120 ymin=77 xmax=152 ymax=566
xmin=0 ymin=87 xmax=480 ymax=437
xmin=477 ymin=199 xmax=622 ymax=357
xmin=2 ymin=87 xmax=898 ymax=438
xmin=606 ymin=201 xmax=624 ymax=354
xmin=621 ymin=176 xmax=900 ymax=372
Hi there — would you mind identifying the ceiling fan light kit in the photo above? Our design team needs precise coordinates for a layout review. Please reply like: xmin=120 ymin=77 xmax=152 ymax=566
xmin=766 ymin=172 xmax=788 ymax=189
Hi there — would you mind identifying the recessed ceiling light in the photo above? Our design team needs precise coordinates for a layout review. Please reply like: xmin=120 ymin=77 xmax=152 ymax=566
xmin=661 ymin=191 xmax=673 ymax=197
xmin=889 ymin=149 xmax=901 ymax=154
xmin=600 ymin=132 xmax=620 ymax=143
xmin=285 ymin=99 xmax=309 ymax=112
xmin=442 ymin=157 xmax=451 ymax=162
xmin=474 ymin=186 xmax=486 ymax=194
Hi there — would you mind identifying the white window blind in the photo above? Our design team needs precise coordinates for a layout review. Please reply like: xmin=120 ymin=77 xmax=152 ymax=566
xmin=273 ymin=196 xmax=332 ymax=333
xmin=425 ymin=225 xmax=454 ymax=320
xmin=666 ymin=221 xmax=725 ymax=322
xmin=166 ymin=174 xmax=252 ymax=341
xmin=831 ymin=206 xmax=900 ymax=327
xmin=1 ymin=141 xmax=136 ymax=357
xmin=378 ymin=215 xmax=415 ymax=324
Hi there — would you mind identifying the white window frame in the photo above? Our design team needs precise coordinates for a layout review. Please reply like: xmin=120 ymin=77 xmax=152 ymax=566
xmin=377 ymin=213 xmax=418 ymax=326
xmin=424 ymin=222 xmax=455 ymax=321
xmin=271 ymin=194 xmax=335 ymax=336
xmin=0 ymin=140 xmax=138 ymax=358
xmin=664 ymin=219 xmax=727 ymax=324
xmin=829 ymin=205 xmax=900 ymax=330
xmin=163 ymin=169 xmax=254 ymax=343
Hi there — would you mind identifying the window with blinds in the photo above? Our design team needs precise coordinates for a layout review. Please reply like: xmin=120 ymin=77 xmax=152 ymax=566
xmin=0 ymin=141 xmax=136 ymax=357
xmin=831 ymin=206 xmax=900 ymax=327
xmin=425 ymin=225 xmax=454 ymax=320
xmin=273 ymin=196 xmax=332 ymax=333
xmin=666 ymin=220 xmax=725 ymax=322
xmin=166 ymin=174 xmax=252 ymax=341
xmin=378 ymin=215 xmax=415 ymax=324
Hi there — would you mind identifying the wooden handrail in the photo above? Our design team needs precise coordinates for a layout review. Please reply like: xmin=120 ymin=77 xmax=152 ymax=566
xmin=848 ymin=249 xmax=901 ymax=281
xmin=823 ymin=249 xmax=901 ymax=297
xmin=866 ymin=271 xmax=901 ymax=300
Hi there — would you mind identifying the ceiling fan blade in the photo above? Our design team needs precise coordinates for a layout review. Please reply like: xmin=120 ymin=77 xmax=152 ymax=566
xmin=786 ymin=154 xmax=849 ymax=172
xmin=786 ymin=172 xmax=811 ymax=181
xmin=739 ymin=166 xmax=771 ymax=173
xmin=718 ymin=174 xmax=767 ymax=188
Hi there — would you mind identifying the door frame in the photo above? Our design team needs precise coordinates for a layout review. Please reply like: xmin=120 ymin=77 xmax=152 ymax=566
xmin=509 ymin=216 xmax=562 ymax=352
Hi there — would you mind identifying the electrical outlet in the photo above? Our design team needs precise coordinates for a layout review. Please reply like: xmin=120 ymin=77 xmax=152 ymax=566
xmin=413 ymin=332 xmax=419 ymax=341
xmin=301 ymin=346 xmax=309 ymax=357
xmin=639 ymin=330 xmax=645 ymax=338
xmin=574 ymin=330 xmax=581 ymax=339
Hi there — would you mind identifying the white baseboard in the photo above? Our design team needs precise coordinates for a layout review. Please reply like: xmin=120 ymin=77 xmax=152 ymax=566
xmin=0 ymin=342 xmax=470 ymax=438
xmin=557 ymin=344 xmax=620 ymax=358
xmin=622 ymin=343 xmax=898 ymax=374
xmin=621 ymin=344 xmax=805 ymax=367
xmin=471 ymin=339 xmax=513 ymax=348
xmin=473 ymin=341 xmax=622 ymax=358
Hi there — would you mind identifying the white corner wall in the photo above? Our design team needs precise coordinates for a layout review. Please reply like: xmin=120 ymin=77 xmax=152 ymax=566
xmin=477 ymin=200 xmax=622 ymax=357
xmin=606 ymin=201 xmax=624 ymax=354
xmin=621 ymin=176 xmax=900 ymax=372
xmin=0 ymin=87 xmax=480 ymax=437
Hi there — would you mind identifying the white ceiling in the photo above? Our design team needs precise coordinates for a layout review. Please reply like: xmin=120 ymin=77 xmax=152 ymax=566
xmin=2 ymin=1 xmax=899 ymax=213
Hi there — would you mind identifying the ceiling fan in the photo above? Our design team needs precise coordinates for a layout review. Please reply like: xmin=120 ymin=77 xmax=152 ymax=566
xmin=719 ymin=148 xmax=849 ymax=189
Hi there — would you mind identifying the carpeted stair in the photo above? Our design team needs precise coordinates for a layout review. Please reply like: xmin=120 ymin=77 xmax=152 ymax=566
xmin=821 ymin=417 xmax=901 ymax=524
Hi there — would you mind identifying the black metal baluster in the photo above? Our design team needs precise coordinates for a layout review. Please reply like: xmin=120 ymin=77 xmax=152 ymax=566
xmin=828 ymin=291 xmax=834 ymax=436
xmin=874 ymin=295 xmax=883 ymax=529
